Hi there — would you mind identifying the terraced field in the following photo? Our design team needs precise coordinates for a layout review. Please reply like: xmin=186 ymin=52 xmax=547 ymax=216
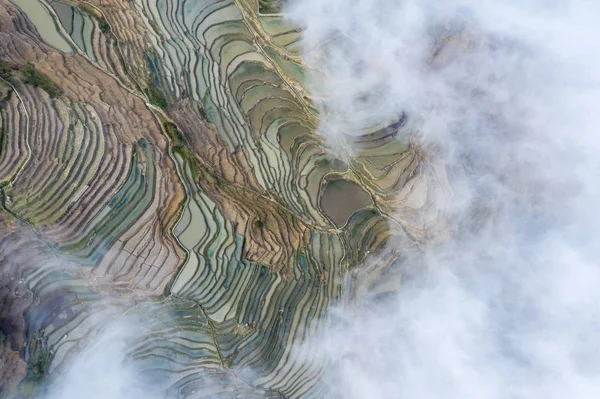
xmin=0 ymin=0 xmax=449 ymax=397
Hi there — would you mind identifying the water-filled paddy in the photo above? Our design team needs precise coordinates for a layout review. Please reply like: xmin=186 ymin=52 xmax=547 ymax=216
xmin=10 ymin=0 xmax=72 ymax=53
xmin=320 ymin=178 xmax=372 ymax=227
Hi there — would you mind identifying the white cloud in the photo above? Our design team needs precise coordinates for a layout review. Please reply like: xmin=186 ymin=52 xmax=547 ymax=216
xmin=286 ymin=0 xmax=600 ymax=398
xmin=42 ymin=315 xmax=162 ymax=399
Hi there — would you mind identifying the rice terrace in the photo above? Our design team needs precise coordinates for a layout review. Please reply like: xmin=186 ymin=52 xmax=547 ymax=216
xmin=1 ymin=0 xmax=598 ymax=399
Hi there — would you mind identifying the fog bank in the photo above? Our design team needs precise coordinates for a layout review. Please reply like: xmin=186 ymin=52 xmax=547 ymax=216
xmin=286 ymin=0 xmax=600 ymax=398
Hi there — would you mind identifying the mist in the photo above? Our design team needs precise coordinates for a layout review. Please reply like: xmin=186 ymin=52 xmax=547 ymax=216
xmin=41 ymin=315 xmax=162 ymax=399
xmin=286 ymin=0 xmax=600 ymax=398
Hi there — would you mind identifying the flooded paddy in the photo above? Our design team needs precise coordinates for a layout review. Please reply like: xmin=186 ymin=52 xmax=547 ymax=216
xmin=10 ymin=0 xmax=72 ymax=53
xmin=320 ymin=178 xmax=372 ymax=227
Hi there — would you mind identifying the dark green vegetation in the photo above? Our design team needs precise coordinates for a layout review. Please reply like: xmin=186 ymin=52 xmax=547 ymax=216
xmin=20 ymin=64 xmax=61 ymax=98
xmin=0 ymin=84 xmax=12 ymax=109
xmin=145 ymin=78 xmax=168 ymax=109
xmin=79 ymin=5 xmax=110 ymax=35
xmin=0 ymin=61 xmax=16 ymax=81
xmin=163 ymin=121 xmax=185 ymax=146
xmin=144 ymin=49 xmax=168 ymax=109
xmin=97 ymin=17 xmax=110 ymax=35
xmin=259 ymin=0 xmax=282 ymax=14
xmin=162 ymin=121 xmax=204 ymax=180
xmin=163 ymin=121 xmax=190 ymax=158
